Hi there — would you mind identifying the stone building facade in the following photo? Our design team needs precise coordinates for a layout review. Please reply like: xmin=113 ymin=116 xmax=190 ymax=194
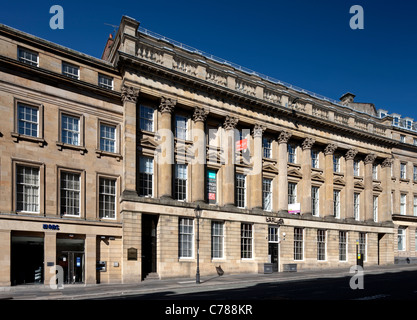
xmin=0 ymin=16 xmax=416 ymax=286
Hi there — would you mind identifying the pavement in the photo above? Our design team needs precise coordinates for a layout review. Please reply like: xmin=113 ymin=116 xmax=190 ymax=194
xmin=1 ymin=263 xmax=417 ymax=300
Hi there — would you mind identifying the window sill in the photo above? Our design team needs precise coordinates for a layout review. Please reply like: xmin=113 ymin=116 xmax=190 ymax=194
xmin=56 ymin=141 xmax=87 ymax=155
xmin=95 ymin=149 xmax=122 ymax=161
xmin=11 ymin=132 xmax=46 ymax=147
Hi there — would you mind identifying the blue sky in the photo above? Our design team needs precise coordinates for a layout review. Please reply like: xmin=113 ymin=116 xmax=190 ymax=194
xmin=1 ymin=0 xmax=416 ymax=119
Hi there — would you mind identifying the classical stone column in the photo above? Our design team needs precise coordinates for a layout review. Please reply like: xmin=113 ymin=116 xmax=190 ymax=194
xmin=324 ymin=143 xmax=337 ymax=217
xmin=364 ymin=153 xmax=377 ymax=221
xmin=222 ymin=115 xmax=239 ymax=207
xmin=250 ymin=123 xmax=266 ymax=210
xmin=380 ymin=158 xmax=393 ymax=223
xmin=277 ymin=130 xmax=292 ymax=213
xmin=158 ymin=96 xmax=176 ymax=199
xmin=84 ymin=234 xmax=97 ymax=285
xmin=301 ymin=137 xmax=315 ymax=215
xmin=345 ymin=148 xmax=358 ymax=220
xmin=121 ymin=85 xmax=140 ymax=198
xmin=191 ymin=107 xmax=209 ymax=203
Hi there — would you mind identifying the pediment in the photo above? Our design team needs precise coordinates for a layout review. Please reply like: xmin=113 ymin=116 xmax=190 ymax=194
xmin=288 ymin=168 xmax=302 ymax=178
xmin=354 ymin=181 xmax=365 ymax=189
xmin=311 ymin=173 xmax=325 ymax=182
xmin=373 ymin=184 xmax=383 ymax=192
xmin=333 ymin=177 xmax=345 ymax=186
xmin=263 ymin=163 xmax=278 ymax=174
xmin=140 ymin=136 xmax=159 ymax=149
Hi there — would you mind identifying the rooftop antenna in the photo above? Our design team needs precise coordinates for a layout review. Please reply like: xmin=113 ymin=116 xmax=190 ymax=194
xmin=104 ymin=23 xmax=119 ymax=38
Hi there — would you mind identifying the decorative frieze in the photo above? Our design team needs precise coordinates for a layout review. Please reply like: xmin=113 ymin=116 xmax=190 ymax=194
xmin=235 ymin=79 xmax=256 ymax=97
xmin=173 ymin=57 xmax=197 ymax=76
xmin=206 ymin=69 xmax=227 ymax=86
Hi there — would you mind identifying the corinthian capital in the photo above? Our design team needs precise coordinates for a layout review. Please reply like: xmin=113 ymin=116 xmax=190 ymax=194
xmin=324 ymin=143 xmax=337 ymax=155
xmin=302 ymin=137 xmax=315 ymax=150
xmin=159 ymin=96 xmax=177 ymax=114
xmin=364 ymin=153 xmax=377 ymax=164
xmin=345 ymin=148 xmax=358 ymax=160
xmin=253 ymin=123 xmax=266 ymax=138
xmin=277 ymin=130 xmax=292 ymax=144
xmin=381 ymin=157 xmax=393 ymax=168
xmin=223 ymin=115 xmax=239 ymax=131
xmin=192 ymin=107 xmax=209 ymax=123
xmin=121 ymin=85 xmax=140 ymax=103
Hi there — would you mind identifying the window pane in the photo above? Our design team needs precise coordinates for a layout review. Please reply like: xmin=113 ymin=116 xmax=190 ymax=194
xmin=99 ymin=178 xmax=116 ymax=219
xmin=61 ymin=115 xmax=80 ymax=145
xmin=241 ymin=224 xmax=252 ymax=259
xmin=100 ymin=124 xmax=116 ymax=153
xmin=61 ymin=172 xmax=81 ymax=215
xmin=235 ymin=174 xmax=246 ymax=208
xmin=17 ymin=104 xmax=38 ymax=137
xmin=139 ymin=105 xmax=154 ymax=132
xmin=16 ymin=166 xmax=40 ymax=212
xmin=211 ymin=221 xmax=224 ymax=259
xmin=175 ymin=115 xmax=187 ymax=140
xmin=138 ymin=157 xmax=153 ymax=197
xmin=179 ymin=218 xmax=193 ymax=258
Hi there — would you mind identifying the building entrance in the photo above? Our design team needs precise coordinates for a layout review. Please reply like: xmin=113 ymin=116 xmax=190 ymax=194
xmin=11 ymin=233 xmax=44 ymax=286
xmin=56 ymin=236 xmax=85 ymax=284
xmin=268 ymin=226 xmax=279 ymax=272
xmin=142 ymin=214 xmax=158 ymax=280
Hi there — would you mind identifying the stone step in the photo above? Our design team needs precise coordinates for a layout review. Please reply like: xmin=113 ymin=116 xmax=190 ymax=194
xmin=143 ymin=272 xmax=160 ymax=281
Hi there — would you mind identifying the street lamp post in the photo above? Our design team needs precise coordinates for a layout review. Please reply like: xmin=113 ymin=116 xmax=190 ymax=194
xmin=195 ymin=205 xmax=202 ymax=284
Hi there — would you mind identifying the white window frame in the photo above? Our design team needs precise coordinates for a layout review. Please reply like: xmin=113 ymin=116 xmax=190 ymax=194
xmin=317 ymin=230 xmax=326 ymax=261
xmin=241 ymin=223 xmax=253 ymax=259
xmin=311 ymin=149 xmax=319 ymax=168
xmin=138 ymin=157 xmax=154 ymax=197
xmin=339 ymin=231 xmax=348 ymax=262
xmin=359 ymin=232 xmax=367 ymax=261
xmin=175 ymin=115 xmax=188 ymax=140
xmin=354 ymin=193 xmax=360 ymax=221
xmin=98 ymin=74 xmax=114 ymax=90
xmin=333 ymin=155 xmax=341 ymax=173
xmin=294 ymin=227 xmax=304 ymax=261
xmin=98 ymin=177 xmax=116 ymax=219
xmin=61 ymin=114 xmax=80 ymax=146
xmin=179 ymin=218 xmax=194 ymax=258
xmin=312 ymin=186 xmax=320 ymax=217
xmin=262 ymin=178 xmax=272 ymax=212
xmin=400 ymin=163 xmax=407 ymax=179
xmin=16 ymin=165 xmax=40 ymax=213
xmin=99 ymin=123 xmax=116 ymax=153
xmin=18 ymin=47 xmax=38 ymax=66
xmin=17 ymin=103 xmax=39 ymax=138
xmin=235 ymin=173 xmax=246 ymax=208
xmin=174 ymin=164 xmax=187 ymax=201
xmin=288 ymin=182 xmax=297 ymax=205
xmin=398 ymin=227 xmax=406 ymax=251
xmin=400 ymin=193 xmax=407 ymax=215
xmin=333 ymin=190 xmax=341 ymax=218
xmin=353 ymin=160 xmax=360 ymax=176
xmin=211 ymin=221 xmax=224 ymax=259
xmin=62 ymin=62 xmax=80 ymax=80
xmin=263 ymin=137 xmax=272 ymax=159
xmin=288 ymin=144 xmax=296 ymax=164
xmin=373 ymin=196 xmax=379 ymax=222
xmin=139 ymin=105 xmax=154 ymax=132
xmin=60 ymin=171 xmax=81 ymax=217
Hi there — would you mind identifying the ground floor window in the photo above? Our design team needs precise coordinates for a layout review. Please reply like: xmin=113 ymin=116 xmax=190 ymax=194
xmin=211 ymin=221 xmax=224 ymax=259
xmin=317 ymin=230 xmax=326 ymax=261
xmin=359 ymin=232 xmax=367 ymax=261
xmin=339 ymin=231 xmax=347 ymax=261
xmin=241 ymin=223 xmax=253 ymax=259
xmin=179 ymin=218 xmax=194 ymax=258
xmin=398 ymin=227 xmax=406 ymax=251
xmin=294 ymin=228 xmax=303 ymax=260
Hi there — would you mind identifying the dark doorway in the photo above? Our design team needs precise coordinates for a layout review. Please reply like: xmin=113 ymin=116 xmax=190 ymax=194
xmin=11 ymin=234 xmax=44 ymax=286
xmin=142 ymin=214 xmax=158 ymax=280
xmin=378 ymin=233 xmax=385 ymax=265
xmin=268 ymin=243 xmax=279 ymax=272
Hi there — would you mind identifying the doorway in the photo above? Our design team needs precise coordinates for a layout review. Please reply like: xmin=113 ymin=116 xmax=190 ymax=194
xmin=142 ymin=214 xmax=158 ymax=280
xmin=56 ymin=236 xmax=85 ymax=284
xmin=268 ymin=226 xmax=280 ymax=272
xmin=11 ymin=233 xmax=44 ymax=286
